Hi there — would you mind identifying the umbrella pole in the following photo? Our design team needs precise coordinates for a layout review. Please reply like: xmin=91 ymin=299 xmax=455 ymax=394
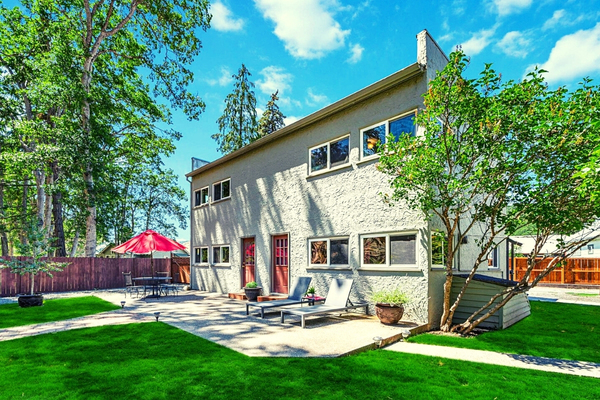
xmin=151 ymin=251 xmax=154 ymax=277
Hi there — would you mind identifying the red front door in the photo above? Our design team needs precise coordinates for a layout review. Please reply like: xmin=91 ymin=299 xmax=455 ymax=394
xmin=242 ymin=238 xmax=255 ymax=287
xmin=272 ymin=235 xmax=289 ymax=294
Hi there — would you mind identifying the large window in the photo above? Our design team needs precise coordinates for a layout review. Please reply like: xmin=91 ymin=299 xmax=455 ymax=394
xmin=361 ymin=112 xmax=416 ymax=158
xmin=194 ymin=247 xmax=208 ymax=264
xmin=309 ymin=135 xmax=350 ymax=174
xmin=213 ymin=245 xmax=230 ymax=264
xmin=309 ymin=237 xmax=349 ymax=266
xmin=362 ymin=232 xmax=417 ymax=267
xmin=194 ymin=187 xmax=209 ymax=207
xmin=213 ymin=179 xmax=231 ymax=202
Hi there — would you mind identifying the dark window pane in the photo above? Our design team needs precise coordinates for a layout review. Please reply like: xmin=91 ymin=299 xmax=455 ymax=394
xmin=310 ymin=241 xmax=328 ymax=264
xmin=213 ymin=247 xmax=221 ymax=263
xmin=311 ymin=145 xmax=328 ymax=172
xmin=390 ymin=234 xmax=416 ymax=264
xmin=389 ymin=114 xmax=415 ymax=141
xmin=201 ymin=248 xmax=208 ymax=263
xmin=194 ymin=248 xmax=201 ymax=263
xmin=222 ymin=246 xmax=230 ymax=263
xmin=195 ymin=191 xmax=201 ymax=206
xmin=363 ymin=124 xmax=385 ymax=157
xmin=330 ymin=137 xmax=349 ymax=168
xmin=364 ymin=236 xmax=386 ymax=264
xmin=214 ymin=182 xmax=222 ymax=201
xmin=201 ymin=188 xmax=209 ymax=204
xmin=330 ymin=239 xmax=349 ymax=264
xmin=222 ymin=180 xmax=230 ymax=198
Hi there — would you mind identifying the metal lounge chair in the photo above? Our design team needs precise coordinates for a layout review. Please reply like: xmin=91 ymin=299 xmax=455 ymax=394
xmin=246 ymin=276 xmax=312 ymax=318
xmin=280 ymin=278 xmax=369 ymax=328
xmin=123 ymin=272 xmax=142 ymax=298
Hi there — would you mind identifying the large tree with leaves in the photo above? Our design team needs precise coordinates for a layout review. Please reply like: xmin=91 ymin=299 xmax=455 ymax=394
xmin=213 ymin=64 xmax=258 ymax=154
xmin=378 ymin=50 xmax=600 ymax=334
xmin=258 ymin=90 xmax=286 ymax=136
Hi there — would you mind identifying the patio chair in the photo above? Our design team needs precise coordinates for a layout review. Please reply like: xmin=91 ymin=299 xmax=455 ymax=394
xmin=246 ymin=276 xmax=312 ymax=318
xmin=155 ymin=271 xmax=179 ymax=296
xmin=280 ymin=278 xmax=369 ymax=328
xmin=123 ymin=272 xmax=142 ymax=298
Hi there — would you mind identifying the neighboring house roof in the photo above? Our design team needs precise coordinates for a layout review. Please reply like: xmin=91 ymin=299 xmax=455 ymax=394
xmin=186 ymin=62 xmax=424 ymax=178
xmin=511 ymin=236 xmax=562 ymax=255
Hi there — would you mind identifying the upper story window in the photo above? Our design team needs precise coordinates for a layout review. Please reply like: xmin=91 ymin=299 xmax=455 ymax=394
xmin=309 ymin=135 xmax=350 ymax=174
xmin=213 ymin=179 xmax=230 ymax=202
xmin=194 ymin=247 xmax=208 ymax=264
xmin=309 ymin=237 xmax=349 ymax=266
xmin=194 ymin=187 xmax=209 ymax=207
xmin=361 ymin=112 xmax=416 ymax=159
xmin=361 ymin=232 xmax=417 ymax=267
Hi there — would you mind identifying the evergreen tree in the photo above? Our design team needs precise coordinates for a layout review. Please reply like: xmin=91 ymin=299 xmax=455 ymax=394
xmin=213 ymin=64 xmax=258 ymax=154
xmin=258 ymin=90 xmax=286 ymax=136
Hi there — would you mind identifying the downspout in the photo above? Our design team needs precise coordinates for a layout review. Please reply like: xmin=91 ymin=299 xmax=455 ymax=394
xmin=186 ymin=175 xmax=193 ymax=289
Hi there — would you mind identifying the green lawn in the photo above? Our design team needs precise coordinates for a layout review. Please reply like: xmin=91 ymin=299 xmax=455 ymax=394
xmin=0 ymin=296 xmax=120 ymax=329
xmin=408 ymin=301 xmax=600 ymax=363
xmin=0 ymin=322 xmax=598 ymax=400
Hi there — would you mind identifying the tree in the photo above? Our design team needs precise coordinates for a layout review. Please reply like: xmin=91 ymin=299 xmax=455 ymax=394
xmin=258 ymin=90 xmax=286 ymax=136
xmin=377 ymin=50 xmax=600 ymax=334
xmin=213 ymin=64 xmax=258 ymax=154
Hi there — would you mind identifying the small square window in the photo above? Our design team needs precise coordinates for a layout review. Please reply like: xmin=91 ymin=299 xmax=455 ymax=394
xmin=488 ymin=247 xmax=499 ymax=268
xmin=309 ymin=135 xmax=350 ymax=174
xmin=309 ymin=237 xmax=349 ymax=267
xmin=390 ymin=234 xmax=416 ymax=265
xmin=212 ymin=245 xmax=230 ymax=264
xmin=195 ymin=187 xmax=209 ymax=207
xmin=363 ymin=236 xmax=386 ymax=265
xmin=212 ymin=179 xmax=231 ymax=202
xmin=361 ymin=112 xmax=416 ymax=159
xmin=588 ymin=244 xmax=594 ymax=255
xmin=194 ymin=247 xmax=208 ymax=264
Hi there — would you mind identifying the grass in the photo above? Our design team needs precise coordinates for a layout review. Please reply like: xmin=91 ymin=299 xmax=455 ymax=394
xmin=408 ymin=301 xmax=600 ymax=363
xmin=0 ymin=322 xmax=599 ymax=400
xmin=566 ymin=292 xmax=599 ymax=297
xmin=0 ymin=296 xmax=120 ymax=329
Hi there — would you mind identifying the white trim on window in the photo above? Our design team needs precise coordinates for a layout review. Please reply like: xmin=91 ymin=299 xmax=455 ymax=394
xmin=194 ymin=186 xmax=209 ymax=208
xmin=193 ymin=246 xmax=209 ymax=265
xmin=360 ymin=231 xmax=418 ymax=269
xmin=488 ymin=247 xmax=499 ymax=269
xmin=308 ymin=236 xmax=349 ymax=267
xmin=308 ymin=134 xmax=350 ymax=175
xmin=212 ymin=178 xmax=231 ymax=203
xmin=212 ymin=245 xmax=231 ymax=265
xmin=360 ymin=110 xmax=417 ymax=161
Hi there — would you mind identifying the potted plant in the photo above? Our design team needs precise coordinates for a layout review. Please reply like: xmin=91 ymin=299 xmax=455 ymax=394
xmin=371 ymin=288 xmax=409 ymax=325
xmin=243 ymin=281 xmax=262 ymax=301
xmin=305 ymin=286 xmax=316 ymax=297
xmin=0 ymin=220 xmax=70 ymax=307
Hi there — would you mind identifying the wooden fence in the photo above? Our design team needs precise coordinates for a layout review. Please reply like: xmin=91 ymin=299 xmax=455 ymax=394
xmin=512 ymin=257 xmax=600 ymax=285
xmin=0 ymin=256 xmax=190 ymax=297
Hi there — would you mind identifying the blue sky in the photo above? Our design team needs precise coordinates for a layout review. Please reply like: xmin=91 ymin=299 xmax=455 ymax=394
xmin=165 ymin=0 xmax=600 ymax=239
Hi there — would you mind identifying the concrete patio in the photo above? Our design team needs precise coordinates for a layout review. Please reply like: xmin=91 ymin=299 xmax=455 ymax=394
xmin=85 ymin=289 xmax=421 ymax=357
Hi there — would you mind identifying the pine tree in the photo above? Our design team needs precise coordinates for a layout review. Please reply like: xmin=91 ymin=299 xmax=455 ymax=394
xmin=258 ymin=90 xmax=286 ymax=137
xmin=213 ymin=64 xmax=258 ymax=154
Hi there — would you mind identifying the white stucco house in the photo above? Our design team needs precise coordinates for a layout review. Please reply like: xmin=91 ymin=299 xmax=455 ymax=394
xmin=186 ymin=30 xmax=511 ymax=328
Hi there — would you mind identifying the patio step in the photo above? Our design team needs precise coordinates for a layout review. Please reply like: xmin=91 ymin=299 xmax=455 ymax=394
xmin=228 ymin=292 xmax=247 ymax=300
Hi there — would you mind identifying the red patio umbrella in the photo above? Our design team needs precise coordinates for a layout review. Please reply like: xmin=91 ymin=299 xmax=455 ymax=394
xmin=112 ymin=230 xmax=186 ymax=276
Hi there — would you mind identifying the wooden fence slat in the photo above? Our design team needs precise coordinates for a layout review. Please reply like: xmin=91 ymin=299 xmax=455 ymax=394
xmin=513 ymin=257 xmax=600 ymax=285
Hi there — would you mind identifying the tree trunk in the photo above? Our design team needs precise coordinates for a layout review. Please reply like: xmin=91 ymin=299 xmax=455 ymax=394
xmin=439 ymin=234 xmax=455 ymax=331
xmin=70 ymin=230 xmax=80 ymax=257
xmin=52 ymin=163 xmax=66 ymax=256
xmin=0 ymin=170 xmax=8 ymax=256
xmin=20 ymin=176 xmax=29 ymax=245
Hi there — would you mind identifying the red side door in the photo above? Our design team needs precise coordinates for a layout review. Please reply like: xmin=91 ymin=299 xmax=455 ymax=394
xmin=272 ymin=235 xmax=289 ymax=294
xmin=242 ymin=238 xmax=255 ymax=287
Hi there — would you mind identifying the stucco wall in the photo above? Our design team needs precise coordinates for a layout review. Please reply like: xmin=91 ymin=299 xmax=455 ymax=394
xmin=189 ymin=31 xmax=448 ymax=325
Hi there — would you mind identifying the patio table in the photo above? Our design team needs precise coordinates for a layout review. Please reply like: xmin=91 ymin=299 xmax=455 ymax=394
xmin=132 ymin=276 xmax=171 ymax=298
xmin=302 ymin=295 xmax=326 ymax=306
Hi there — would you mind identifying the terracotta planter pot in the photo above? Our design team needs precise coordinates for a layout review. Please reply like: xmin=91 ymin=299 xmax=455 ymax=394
xmin=244 ymin=287 xmax=262 ymax=302
xmin=18 ymin=294 xmax=44 ymax=308
xmin=375 ymin=303 xmax=404 ymax=324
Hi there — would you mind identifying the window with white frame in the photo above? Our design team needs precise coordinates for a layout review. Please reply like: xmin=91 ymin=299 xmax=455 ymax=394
xmin=309 ymin=237 xmax=349 ymax=266
xmin=194 ymin=187 xmax=209 ymax=207
xmin=309 ymin=135 xmax=350 ymax=174
xmin=361 ymin=232 xmax=417 ymax=267
xmin=194 ymin=247 xmax=208 ymax=264
xmin=588 ymin=244 xmax=595 ymax=255
xmin=212 ymin=245 xmax=230 ymax=264
xmin=431 ymin=231 xmax=448 ymax=268
xmin=487 ymin=247 xmax=499 ymax=268
xmin=361 ymin=112 xmax=416 ymax=159
xmin=213 ymin=179 xmax=231 ymax=202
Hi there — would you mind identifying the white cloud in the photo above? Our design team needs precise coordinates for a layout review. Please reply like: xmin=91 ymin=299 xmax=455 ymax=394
xmin=256 ymin=66 xmax=293 ymax=96
xmin=460 ymin=28 xmax=496 ymax=55
xmin=206 ymin=66 xmax=234 ymax=87
xmin=497 ymin=31 xmax=531 ymax=58
xmin=306 ymin=88 xmax=329 ymax=107
xmin=284 ymin=116 xmax=301 ymax=126
xmin=211 ymin=1 xmax=244 ymax=32
xmin=254 ymin=0 xmax=350 ymax=59
xmin=542 ymin=9 xmax=566 ymax=31
xmin=531 ymin=23 xmax=600 ymax=83
xmin=346 ymin=43 xmax=364 ymax=64
xmin=492 ymin=0 xmax=532 ymax=16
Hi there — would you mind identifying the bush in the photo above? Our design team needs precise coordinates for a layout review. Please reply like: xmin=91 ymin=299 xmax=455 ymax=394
xmin=245 ymin=281 xmax=258 ymax=288
xmin=371 ymin=288 xmax=409 ymax=307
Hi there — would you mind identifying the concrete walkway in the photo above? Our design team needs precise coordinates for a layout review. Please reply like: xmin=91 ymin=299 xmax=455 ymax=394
xmin=385 ymin=341 xmax=600 ymax=379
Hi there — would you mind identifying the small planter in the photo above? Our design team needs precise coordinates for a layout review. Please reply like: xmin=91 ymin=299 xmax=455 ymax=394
xmin=375 ymin=303 xmax=404 ymax=325
xmin=244 ymin=287 xmax=262 ymax=302
xmin=18 ymin=294 xmax=44 ymax=308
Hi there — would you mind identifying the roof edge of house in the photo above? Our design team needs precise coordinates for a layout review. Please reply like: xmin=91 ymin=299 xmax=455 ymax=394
xmin=186 ymin=61 xmax=424 ymax=178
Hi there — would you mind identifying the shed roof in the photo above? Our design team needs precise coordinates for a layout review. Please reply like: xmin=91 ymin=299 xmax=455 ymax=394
xmin=454 ymin=274 xmax=518 ymax=287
